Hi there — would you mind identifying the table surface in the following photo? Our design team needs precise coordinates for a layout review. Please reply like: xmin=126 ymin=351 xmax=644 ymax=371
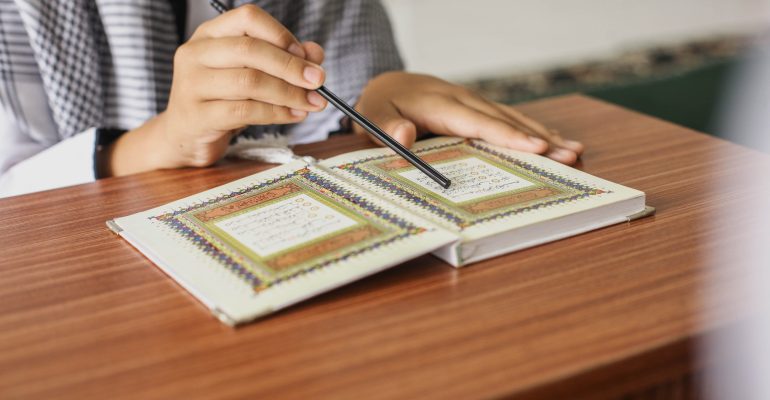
xmin=1 ymin=95 xmax=768 ymax=399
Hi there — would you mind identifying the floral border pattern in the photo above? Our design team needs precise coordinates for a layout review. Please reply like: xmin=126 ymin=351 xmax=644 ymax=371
xmin=150 ymin=168 xmax=425 ymax=291
xmin=332 ymin=140 xmax=606 ymax=228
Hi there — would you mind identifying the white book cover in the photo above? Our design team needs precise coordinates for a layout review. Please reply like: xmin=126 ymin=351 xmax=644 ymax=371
xmin=109 ymin=138 xmax=650 ymax=325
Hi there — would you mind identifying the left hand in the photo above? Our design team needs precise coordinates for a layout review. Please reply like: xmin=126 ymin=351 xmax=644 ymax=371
xmin=353 ymin=71 xmax=584 ymax=164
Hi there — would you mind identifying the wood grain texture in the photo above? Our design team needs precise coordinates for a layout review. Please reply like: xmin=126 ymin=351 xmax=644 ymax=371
xmin=1 ymin=95 xmax=768 ymax=399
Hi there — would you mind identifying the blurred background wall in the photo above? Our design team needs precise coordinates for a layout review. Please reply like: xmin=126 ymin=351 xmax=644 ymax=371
xmin=381 ymin=0 xmax=770 ymax=139
xmin=382 ymin=0 xmax=767 ymax=80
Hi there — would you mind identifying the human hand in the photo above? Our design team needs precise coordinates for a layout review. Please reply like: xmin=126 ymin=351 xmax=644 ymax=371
xmin=353 ymin=72 xmax=584 ymax=164
xmin=106 ymin=5 xmax=328 ymax=176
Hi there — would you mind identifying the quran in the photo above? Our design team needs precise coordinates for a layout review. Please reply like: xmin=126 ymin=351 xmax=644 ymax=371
xmin=107 ymin=138 xmax=651 ymax=326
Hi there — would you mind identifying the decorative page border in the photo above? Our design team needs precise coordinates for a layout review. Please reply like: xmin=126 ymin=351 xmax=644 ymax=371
xmin=331 ymin=140 xmax=607 ymax=229
xmin=150 ymin=168 xmax=425 ymax=292
xmin=376 ymin=149 xmax=561 ymax=213
xmin=183 ymin=181 xmax=387 ymax=275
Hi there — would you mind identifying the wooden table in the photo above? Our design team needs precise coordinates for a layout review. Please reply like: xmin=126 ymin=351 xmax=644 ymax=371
xmin=1 ymin=95 xmax=768 ymax=399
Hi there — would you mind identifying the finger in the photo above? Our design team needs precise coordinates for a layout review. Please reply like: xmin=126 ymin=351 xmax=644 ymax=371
xmin=494 ymin=103 xmax=584 ymax=155
xmin=195 ymin=68 xmax=326 ymax=111
xmin=190 ymin=37 xmax=325 ymax=89
xmin=193 ymin=4 xmax=306 ymax=59
xmin=354 ymin=101 xmax=418 ymax=148
xmin=487 ymin=102 xmax=580 ymax=162
xmin=455 ymin=93 xmax=557 ymax=143
xmin=500 ymin=105 xmax=555 ymax=138
xmin=461 ymin=98 xmax=579 ymax=164
xmin=302 ymin=41 xmax=325 ymax=65
xmin=415 ymin=97 xmax=548 ymax=153
xmin=501 ymin=106 xmax=584 ymax=154
xmin=454 ymin=94 xmax=543 ymax=139
xmin=202 ymin=100 xmax=307 ymax=130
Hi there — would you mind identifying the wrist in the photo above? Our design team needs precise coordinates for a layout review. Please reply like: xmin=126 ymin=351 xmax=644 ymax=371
xmin=150 ymin=111 xmax=187 ymax=169
xmin=104 ymin=113 xmax=184 ymax=177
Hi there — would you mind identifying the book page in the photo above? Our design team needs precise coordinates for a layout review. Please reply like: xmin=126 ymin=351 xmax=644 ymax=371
xmin=111 ymin=161 xmax=457 ymax=324
xmin=397 ymin=157 xmax=536 ymax=203
xmin=213 ymin=193 xmax=359 ymax=258
xmin=321 ymin=137 xmax=644 ymax=240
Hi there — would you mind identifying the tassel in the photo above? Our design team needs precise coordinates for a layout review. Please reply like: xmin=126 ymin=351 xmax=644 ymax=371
xmin=226 ymin=134 xmax=313 ymax=164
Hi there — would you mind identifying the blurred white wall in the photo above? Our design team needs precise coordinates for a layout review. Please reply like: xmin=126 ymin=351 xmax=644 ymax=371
xmin=701 ymin=38 xmax=770 ymax=400
xmin=381 ymin=0 xmax=770 ymax=81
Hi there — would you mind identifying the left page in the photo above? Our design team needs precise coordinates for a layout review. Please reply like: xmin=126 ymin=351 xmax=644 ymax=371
xmin=108 ymin=160 xmax=457 ymax=326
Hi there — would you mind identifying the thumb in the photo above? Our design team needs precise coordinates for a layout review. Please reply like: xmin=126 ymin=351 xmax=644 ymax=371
xmin=354 ymin=106 xmax=418 ymax=148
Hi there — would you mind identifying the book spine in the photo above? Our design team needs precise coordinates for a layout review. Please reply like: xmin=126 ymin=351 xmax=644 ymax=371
xmin=625 ymin=206 xmax=656 ymax=221
xmin=105 ymin=220 xmax=123 ymax=235
xmin=212 ymin=307 xmax=238 ymax=327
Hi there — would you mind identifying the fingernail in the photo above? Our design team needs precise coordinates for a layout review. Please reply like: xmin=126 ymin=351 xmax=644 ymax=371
xmin=288 ymin=43 xmax=305 ymax=58
xmin=307 ymin=91 xmax=326 ymax=107
xmin=290 ymin=108 xmax=307 ymax=118
xmin=303 ymin=66 xmax=323 ymax=85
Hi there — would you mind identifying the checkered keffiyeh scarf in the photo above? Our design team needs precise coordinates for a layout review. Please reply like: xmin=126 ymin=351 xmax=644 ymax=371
xmin=0 ymin=0 xmax=403 ymax=144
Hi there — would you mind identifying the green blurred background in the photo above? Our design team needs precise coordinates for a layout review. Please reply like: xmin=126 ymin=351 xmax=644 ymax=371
xmin=464 ymin=37 xmax=746 ymax=138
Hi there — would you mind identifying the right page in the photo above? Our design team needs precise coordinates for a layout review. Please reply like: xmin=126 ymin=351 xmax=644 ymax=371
xmin=320 ymin=137 xmax=647 ymax=265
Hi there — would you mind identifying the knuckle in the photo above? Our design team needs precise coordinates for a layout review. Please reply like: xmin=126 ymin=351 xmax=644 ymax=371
xmin=270 ymin=103 xmax=287 ymax=119
xmin=234 ymin=36 xmax=256 ymax=56
xmin=237 ymin=4 xmax=261 ymax=21
xmin=464 ymin=87 xmax=482 ymax=98
xmin=236 ymin=69 xmax=261 ymax=88
xmin=455 ymin=86 xmax=481 ymax=102
xmin=281 ymin=54 xmax=299 ymax=76
xmin=192 ymin=20 xmax=212 ymax=37
xmin=286 ymin=85 xmax=305 ymax=105
xmin=230 ymin=101 xmax=252 ymax=120
xmin=276 ymin=30 xmax=296 ymax=49
xmin=173 ymin=43 xmax=192 ymax=65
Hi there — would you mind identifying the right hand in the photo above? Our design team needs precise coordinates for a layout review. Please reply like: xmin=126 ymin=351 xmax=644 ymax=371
xmin=106 ymin=5 xmax=328 ymax=175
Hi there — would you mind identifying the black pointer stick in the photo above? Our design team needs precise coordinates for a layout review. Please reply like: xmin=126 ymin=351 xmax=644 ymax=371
xmin=208 ymin=0 xmax=451 ymax=189
xmin=315 ymin=87 xmax=451 ymax=188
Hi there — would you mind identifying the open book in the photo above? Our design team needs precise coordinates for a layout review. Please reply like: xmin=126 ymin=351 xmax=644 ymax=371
xmin=108 ymin=137 xmax=651 ymax=326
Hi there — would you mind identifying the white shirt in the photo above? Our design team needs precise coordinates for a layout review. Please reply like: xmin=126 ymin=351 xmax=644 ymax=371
xmin=0 ymin=4 xmax=217 ymax=197
xmin=0 ymin=1 xmax=402 ymax=198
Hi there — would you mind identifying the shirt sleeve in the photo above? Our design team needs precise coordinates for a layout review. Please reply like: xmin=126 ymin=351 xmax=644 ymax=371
xmin=0 ymin=104 xmax=101 ymax=198
xmin=285 ymin=0 xmax=404 ymax=144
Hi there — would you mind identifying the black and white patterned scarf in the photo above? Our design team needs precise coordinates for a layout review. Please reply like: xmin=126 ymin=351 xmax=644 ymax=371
xmin=0 ymin=0 xmax=402 ymax=145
